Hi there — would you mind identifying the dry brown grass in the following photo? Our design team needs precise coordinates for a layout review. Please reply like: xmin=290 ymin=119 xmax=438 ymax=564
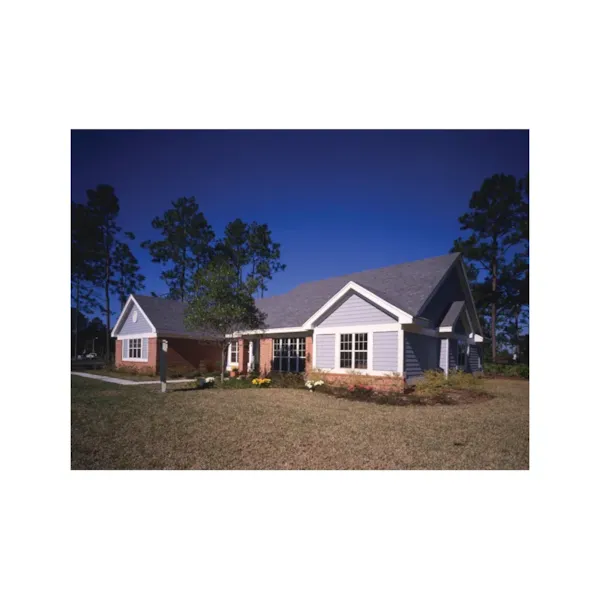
xmin=71 ymin=376 xmax=529 ymax=470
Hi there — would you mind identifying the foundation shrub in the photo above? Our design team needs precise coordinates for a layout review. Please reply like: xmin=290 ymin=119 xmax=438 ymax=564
xmin=483 ymin=363 xmax=529 ymax=379
xmin=267 ymin=372 xmax=306 ymax=389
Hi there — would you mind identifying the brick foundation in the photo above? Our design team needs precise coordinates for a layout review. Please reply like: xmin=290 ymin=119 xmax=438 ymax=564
xmin=316 ymin=372 xmax=405 ymax=393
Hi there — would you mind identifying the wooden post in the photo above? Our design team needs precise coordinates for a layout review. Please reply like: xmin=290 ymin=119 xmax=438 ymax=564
xmin=160 ymin=339 xmax=168 ymax=393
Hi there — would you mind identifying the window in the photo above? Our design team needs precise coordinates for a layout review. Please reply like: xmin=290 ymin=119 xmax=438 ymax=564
xmin=273 ymin=337 xmax=306 ymax=372
xmin=128 ymin=338 xmax=142 ymax=359
xmin=132 ymin=310 xmax=138 ymax=323
xmin=340 ymin=333 xmax=368 ymax=370
xmin=457 ymin=340 xmax=467 ymax=368
xmin=230 ymin=340 xmax=239 ymax=364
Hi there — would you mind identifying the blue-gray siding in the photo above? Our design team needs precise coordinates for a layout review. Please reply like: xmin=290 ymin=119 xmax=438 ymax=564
xmin=467 ymin=345 xmax=482 ymax=372
xmin=373 ymin=331 xmax=398 ymax=372
xmin=316 ymin=292 xmax=397 ymax=327
xmin=439 ymin=338 xmax=448 ymax=372
xmin=315 ymin=334 xmax=335 ymax=369
xmin=404 ymin=333 xmax=439 ymax=381
xmin=118 ymin=303 xmax=153 ymax=335
xmin=448 ymin=339 xmax=457 ymax=370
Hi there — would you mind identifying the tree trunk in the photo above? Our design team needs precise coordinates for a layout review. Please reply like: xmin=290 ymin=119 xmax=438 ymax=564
xmin=74 ymin=278 xmax=80 ymax=359
xmin=221 ymin=343 xmax=227 ymax=383
xmin=105 ymin=274 xmax=110 ymax=362
xmin=514 ymin=309 xmax=520 ymax=362
xmin=491 ymin=259 xmax=497 ymax=363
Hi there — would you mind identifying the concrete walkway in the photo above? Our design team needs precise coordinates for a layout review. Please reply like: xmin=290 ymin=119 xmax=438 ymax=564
xmin=71 ymin=372 xmax=197 ymax=386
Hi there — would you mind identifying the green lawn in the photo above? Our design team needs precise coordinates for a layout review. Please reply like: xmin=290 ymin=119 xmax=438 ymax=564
xmin=71 ymin=376 xmax=529 ymax=470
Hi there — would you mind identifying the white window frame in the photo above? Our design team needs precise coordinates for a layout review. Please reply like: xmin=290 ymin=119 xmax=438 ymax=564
xmin=122 ymin=337 xmax=148 ymax=363
xmin=229 ymin=340 xmax=239 ymax=365
xmin=272 ymin=337 xmax=307 ymax=372
xmin=339 ymin=332 xmax=368 ymax=370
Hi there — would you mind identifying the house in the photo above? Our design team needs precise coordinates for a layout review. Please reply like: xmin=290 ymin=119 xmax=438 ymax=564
xmin=111 ymin=253 xmax=484 ymax=385
xmin=111 ymin=295 xmax=222 ymax=374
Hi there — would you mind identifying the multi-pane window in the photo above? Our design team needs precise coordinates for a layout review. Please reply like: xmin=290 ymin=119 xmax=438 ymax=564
xmin=230 ymin=340 xmax=239 ymax=364
xmin=128 ymin=338 xmax=142 ymax=359
xmin=340 ymin=333 xmax=368 ymax=369
xmin=457 ymin=341 xmax=467 ymax=368
xmin=273 ymin=337 xmax=306 ymax=372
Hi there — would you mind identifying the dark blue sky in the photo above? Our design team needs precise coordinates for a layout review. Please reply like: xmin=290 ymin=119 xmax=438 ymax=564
xmin=71 ymin=130 xmax=528 ymax=308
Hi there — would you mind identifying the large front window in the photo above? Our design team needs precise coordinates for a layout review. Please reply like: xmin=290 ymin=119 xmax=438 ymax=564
xmin=273 ymin=337 xmax=306 ymax=372
xmin=340 ymin=333 xmax=368 ymax=369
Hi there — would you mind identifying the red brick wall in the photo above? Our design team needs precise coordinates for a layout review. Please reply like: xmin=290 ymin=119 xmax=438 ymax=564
xmin=166 ymin=338 xmax=222 ymax=372
xmin=305 ymin=335 xmax=313 ymax=374
xmin=259 ymin=338 xmax=273 ymax=376
xmin=115 ymin=337 xmax=221 ymax=375
xmin=115 ymin=338 xmax=158 ymax=374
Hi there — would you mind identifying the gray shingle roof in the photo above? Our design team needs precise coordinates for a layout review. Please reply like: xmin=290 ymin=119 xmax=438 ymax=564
xmin=439 ymin=300 xmax=465 ymax=328
xmin=134 ymin=295 xmax=220 ymax=339
xmin=255 ymin=253 xmax=461 ymax=328
xmin=133 ymin=253 xmax=461 ymax=333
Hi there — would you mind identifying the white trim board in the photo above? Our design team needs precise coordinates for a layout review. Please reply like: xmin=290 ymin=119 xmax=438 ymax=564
xmin=227 ymin=327 xmax=310 ymax=337
xmin=117 ymin=333 xmax=157 ymax=339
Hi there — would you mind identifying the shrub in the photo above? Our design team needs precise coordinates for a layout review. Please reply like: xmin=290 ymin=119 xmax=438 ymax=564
xmin=413 ymin=370 xmax=450 ymax=398
xmin=267 ymin=372 xmax=306 ymax=389
xmin=447 ymin=370 xmax=483 ymax=390
xmin=218 ymin=377 xmax=253 ymax=389
xmin=413 ymin=369 xmax=482 ymax=398
xmin=483 ymin=362 xmax=529 ymax=379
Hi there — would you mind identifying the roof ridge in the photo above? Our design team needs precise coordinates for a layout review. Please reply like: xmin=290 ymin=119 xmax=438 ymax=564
xmin=287 ymin=252 xmax=460 ymax=292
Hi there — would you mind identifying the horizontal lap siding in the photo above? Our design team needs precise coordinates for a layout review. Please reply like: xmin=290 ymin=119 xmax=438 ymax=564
xmin=404 ymin=332 xmax=439 ymax=381
xmin=448 ymin=340 xmax=457 ymax=370
xmin=468 ymin=345 xmax=482 ymax=372
xmin=118 ymin=304 xmax=153 ymax=335
xmin=315 ymin=334 xmax=335 ymax=369
xmin=373 ymin=331 xmax=398 ymax=372
xmin=317 ymin=293 xmax=397 ymax=327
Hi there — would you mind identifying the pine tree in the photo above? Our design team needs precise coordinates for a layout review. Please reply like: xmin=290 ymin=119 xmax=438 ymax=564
xmin=71 ymin=202 xmax=103 ymax=358
xmin=216 ymin=219 xmax=286 ymax=296
xmin=142 ymin=197 xmax=214 ymax=301
xmin=86 ymin=185 xmax=143 ymax=360
xmin=112 ymin=238 xmax=146 ymax=310
xmin=451 ymin=173 xmax=528 ymax=362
